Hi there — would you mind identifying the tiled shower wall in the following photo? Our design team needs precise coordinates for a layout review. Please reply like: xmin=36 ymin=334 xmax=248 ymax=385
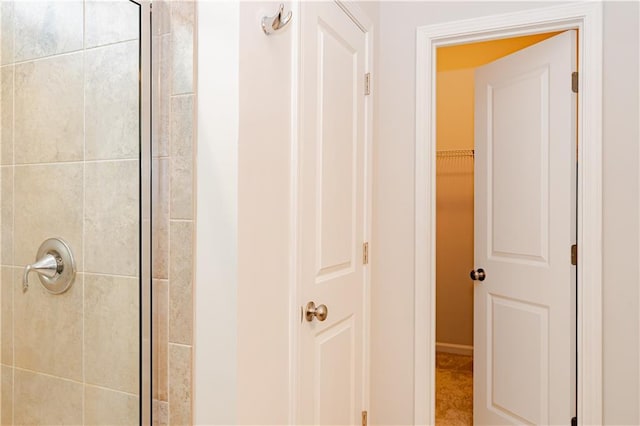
xmin=0 ymin=1 xmax=141 ymax=424
xmin=152 ymin=1 xmax=196 ymax=425
xmin=0 ymin=1 xmax=195 ymax=423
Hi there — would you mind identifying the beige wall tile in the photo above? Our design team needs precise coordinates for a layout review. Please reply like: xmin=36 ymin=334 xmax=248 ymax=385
xmin=153 ymin=34 xmax=171 ymax=158
xmin=153 ymin=1 xmax=171 ymax=37
xmin=170 ymin=155 xmax=193 ymax=222
xmin=153 ymin=279 xmax=168 ymax=401
xmin=85 ymin=41 xmax=139 ymax=161
xmin=153 ymin=400 xmax=168 ymax=426
xmin=14 ymin=1 xmax=83 ymax=62
xmin=13 ymin=369 xmax=82 ymax=425
xmin=170 ymin=94 xmax=194 ymax=159
xmin=168 ymin=344 xmax=192 ymax=425
xmin=14 ymin=273 xmax=82 ymax=381
xmin=152 ymin=34 xmax=161 ymax=156
xmin=169 ymin=221 xmax=193 ymax=345
xmin=1 ymin=366 xmax=12 ymax=426
xmin=1 ymin=66 xmax=13 ymax=165
xmin=14 ymin=163 xmax=83 ymax=269
xmin=170 ymin=95 xmax=194 ymax=220
xmin=0 ymin=2 xmax=14 ymax=65
xmin=171 ymin=2 xmax=195 ymax=95
xmin=85 ymin=160 xmax=139 ymax=276
xmin=1 ymin=167 xmax=13 ymax=266
xmin=1 ymin=3 xmax=197 ymax=424
xmin=153 ymin=159 xmax=169 ymax=279
xmin=85 ymin=1 xmax=140 ymax=49
xmin=84 ymin=385 xmax=139 ymax=425
xmin=14 ymin=53 xmax=83 ymax=164
xmin=84 ymin=273 xmax=139 ymax=394
xmin=1 ymin=268 xmax=13 ymax=365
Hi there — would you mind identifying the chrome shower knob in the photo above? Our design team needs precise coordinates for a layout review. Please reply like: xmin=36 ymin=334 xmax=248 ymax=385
xmin=23 ymin=238 xmax=76 ymax=294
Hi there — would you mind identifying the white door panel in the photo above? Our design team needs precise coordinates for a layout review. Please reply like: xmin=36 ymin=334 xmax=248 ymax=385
xmin=474 ymin=30 xmax=577 ymax=425
xmin=299 ymin=2 xmax=367 ymax=425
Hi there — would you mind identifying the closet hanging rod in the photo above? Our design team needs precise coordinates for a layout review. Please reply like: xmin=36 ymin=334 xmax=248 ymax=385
xmin=436 ymin=149 xmax=475 ymax=158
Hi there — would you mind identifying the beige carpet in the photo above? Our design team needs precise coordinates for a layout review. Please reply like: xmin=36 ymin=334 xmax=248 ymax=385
xmin=435 ymin=352 xmax=473 ymax=425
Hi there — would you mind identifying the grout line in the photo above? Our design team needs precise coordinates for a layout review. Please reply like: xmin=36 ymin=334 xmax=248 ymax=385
xmin=10 ymin=14 xmax=15 ymax=422
xmin=12 ymin=47 xmax=86 ymax=67
xmin=81 ymin=1 xmax=86 ymax=422
xmin=169 ymin=92 xmax=194 ymax=99
xmin=84 ymin=382 xmax=140 ymax=399
xmin=0 ymin=265 xmax=139 ymax=276
xmin=168 ymin=219 xmax=193 ymax=224
xmin=12 ymin=366 xmax=140 ymax=398
xmin=170 ymin=90 xmax=194 ymax=98
xmin=166 ymin=8 xmax=173 ymax=419
xmin=83 ymin=38 xmax=140 ymax=53
xmin=12 ymin=157 xmax=139 ymax=167
xmin=9 ymin=39 xmax=140 ymax=68
xmin=81 ymin=271 xmax=141 ymax=280
xmin=166 ymin=13 xmax=173 ymax=420
xmin=167 ymin=342 xmax=192 ymax=350
xmin=11 ymin=366 xmax=82 ymax=387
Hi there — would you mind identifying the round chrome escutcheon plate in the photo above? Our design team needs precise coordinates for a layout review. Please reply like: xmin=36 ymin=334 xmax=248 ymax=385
xmin=35 ymin=238 xmax=76 ymax=294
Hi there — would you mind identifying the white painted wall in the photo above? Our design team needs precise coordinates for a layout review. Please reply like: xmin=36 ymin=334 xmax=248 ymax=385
xmin=602 ymin=2 xmax=640 ymax=424
xmin=236 ymin=2 xmax=294 ymax=424
xmin=372 ymin=1 xmax=639 ymax=425
xmin=196 ymin=1 xmax=296 ymax=424
xmin=195 ymin=2 xmax=239 ymax=424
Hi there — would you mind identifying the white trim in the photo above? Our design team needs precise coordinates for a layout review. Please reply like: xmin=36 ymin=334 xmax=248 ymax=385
xmin=290 ymin=0 xmax=374 ymax=422
xmin=335 ymin=0 xmax=373 ymax=32
xmin=414 ymin=3 xmax=603 ymax=425
xmin=435 ymin=343 xmax=474 ymax=357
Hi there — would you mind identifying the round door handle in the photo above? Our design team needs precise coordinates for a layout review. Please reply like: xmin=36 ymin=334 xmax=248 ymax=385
xmin=305 ymin=301 xmax=328 ymax=322
xmin=470 ymin=268 xmax=486 ymax=281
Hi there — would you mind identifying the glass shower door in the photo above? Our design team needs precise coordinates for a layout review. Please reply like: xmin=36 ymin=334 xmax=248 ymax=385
xmin=0 ymin=1 xmax=150 ymax=423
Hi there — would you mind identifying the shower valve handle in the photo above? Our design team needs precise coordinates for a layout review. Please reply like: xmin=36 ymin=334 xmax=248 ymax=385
xmin=22 ymin=238 xmax=76 ymax=294
xmin=22 ymin=254 xmax=61 ymax=292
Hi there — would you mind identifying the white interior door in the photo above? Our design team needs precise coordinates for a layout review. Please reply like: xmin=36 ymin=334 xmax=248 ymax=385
xmin=473 ymin=31 xmax=577 ymax=425
xmin=298 ymin=2 xmax=367 ymax=425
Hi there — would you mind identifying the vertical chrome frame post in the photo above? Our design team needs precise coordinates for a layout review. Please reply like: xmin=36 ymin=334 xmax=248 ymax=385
xmin=132 ymin=1 xmax=153 ymax=424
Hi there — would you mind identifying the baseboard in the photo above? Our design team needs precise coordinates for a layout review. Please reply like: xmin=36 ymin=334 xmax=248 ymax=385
xmin=436 ymin=342 xmax=473 ymax=356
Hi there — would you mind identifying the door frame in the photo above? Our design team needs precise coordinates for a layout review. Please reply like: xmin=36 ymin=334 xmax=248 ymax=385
xmin=414 ymin=3 xmax=603 ymax=425
xmin=288 ymin=1 xmax=374 ymax=423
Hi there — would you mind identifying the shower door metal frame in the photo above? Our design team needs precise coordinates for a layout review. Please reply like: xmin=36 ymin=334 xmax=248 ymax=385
xmin=130 ymin=0 xmax=153 ymax=424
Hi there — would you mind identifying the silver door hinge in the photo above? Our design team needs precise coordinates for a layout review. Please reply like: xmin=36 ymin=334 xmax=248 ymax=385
xmin=364 ymin=73 xmax=371 ymax=96
xmin=363 ymin=242 xmax=369 ymax=265
xmin=571 ymin=244 xmax=577 ymax=266
xmin=572 ymin=72 xmax=578 ymax=93
xmin=362 ymin=411 xmax=368 ymax=426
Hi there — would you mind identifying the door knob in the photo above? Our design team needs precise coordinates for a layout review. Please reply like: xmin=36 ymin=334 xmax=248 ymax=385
xmin=470 ymin=268 xmax=486 ymax=281
xmin=305 ymin=301 xmax=328 ymax=322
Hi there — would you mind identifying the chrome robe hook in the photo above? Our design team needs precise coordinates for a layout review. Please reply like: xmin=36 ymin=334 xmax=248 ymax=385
xmin=262 ymin=3 xmax=292 ymax=35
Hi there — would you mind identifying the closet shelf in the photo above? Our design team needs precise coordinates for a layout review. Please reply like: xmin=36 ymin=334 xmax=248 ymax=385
xmin=436 ymin=149 xmax=475 ymax=158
